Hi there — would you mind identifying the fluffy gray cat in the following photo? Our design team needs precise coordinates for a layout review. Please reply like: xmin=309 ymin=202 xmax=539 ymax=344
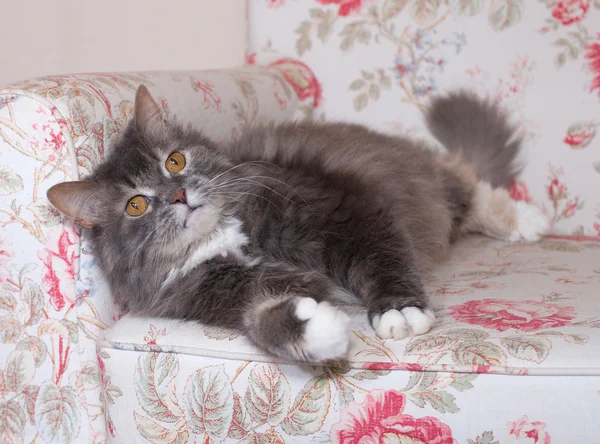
xmin=47 ymin=86 xmax=550 ymax=362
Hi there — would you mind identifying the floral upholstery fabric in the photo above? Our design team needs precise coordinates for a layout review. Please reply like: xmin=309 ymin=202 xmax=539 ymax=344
xmin=101 ymin=350 xmax=600 ymax=444
xmin=0 ymin=67 xmax=299 ymax=444
xmin=249 ymin=0 xmax=600 ymax=237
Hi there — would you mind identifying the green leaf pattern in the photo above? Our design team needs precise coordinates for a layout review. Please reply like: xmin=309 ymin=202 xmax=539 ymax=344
xmin=183 ymin=365 xmax=234 ymax=441
xmin=281 ymin=376 xmax=331 ymax=436
xmin=244 ymin=363 xmax=290 ymax=427
xmin=34 ymin=382 xmax=81 ymax=444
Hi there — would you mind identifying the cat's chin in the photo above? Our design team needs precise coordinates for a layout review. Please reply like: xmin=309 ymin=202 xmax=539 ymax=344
xmin=181 ymin=207 xmax=222 ymax=239
xmin=183 ymin=210 xmax=204 ymax=230
xmin=183 ymin=207 xmax=198 ymax=228
xmin=175 ymin=203 xmax=205 ymax=230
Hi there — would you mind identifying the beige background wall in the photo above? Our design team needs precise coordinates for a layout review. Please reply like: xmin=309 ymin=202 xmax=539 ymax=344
xmin=0 ymin=0 xmax=246 ymax=86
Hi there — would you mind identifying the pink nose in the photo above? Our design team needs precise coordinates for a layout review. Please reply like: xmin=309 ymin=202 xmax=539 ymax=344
xmin=171 ymin=188 xmax=187 ymax=204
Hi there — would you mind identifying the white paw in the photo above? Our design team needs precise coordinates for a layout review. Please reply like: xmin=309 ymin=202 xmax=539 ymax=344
xmin=372 ymin=307 xmax=436 ymax=340
xmin=507 ymin=201 xmax=551 ymax=243
xmin=295 ymin=298 xmax=350 ymax=361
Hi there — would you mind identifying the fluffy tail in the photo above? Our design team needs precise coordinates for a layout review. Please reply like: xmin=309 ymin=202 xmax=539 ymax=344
xmin=424 ymin=91 xmax=522 ymax=189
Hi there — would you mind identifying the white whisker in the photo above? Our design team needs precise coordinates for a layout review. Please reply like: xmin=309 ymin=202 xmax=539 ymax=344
xmin=212 ymin=191 xmax=284 ymax=213
xmin=206 ymin=161 xmax=282 ymax=186
xmin=210 ymin=175 xmax=315 ymax=213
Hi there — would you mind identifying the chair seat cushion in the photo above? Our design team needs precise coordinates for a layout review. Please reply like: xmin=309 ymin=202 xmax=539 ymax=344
xmin=102 ymin=236 xmax=600 ymax=376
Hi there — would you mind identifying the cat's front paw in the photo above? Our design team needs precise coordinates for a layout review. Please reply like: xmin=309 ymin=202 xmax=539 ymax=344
xmin=507 ymin=201 xmax=551 ymax=243
xmin=372 ymin=307 xmax=436 ymax=340
xmin=295 ymin=298 xmax=350 ymax=361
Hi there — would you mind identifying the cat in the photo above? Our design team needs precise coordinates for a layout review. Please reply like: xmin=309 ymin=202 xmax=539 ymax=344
xmin=47 ymin=85 xmax=550 ymax=362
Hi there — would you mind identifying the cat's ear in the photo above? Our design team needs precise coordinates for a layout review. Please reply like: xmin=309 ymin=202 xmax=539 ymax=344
xmin=47 ymin=181 xmax=104 ymax=228
xmin=134 ymin=85 xmax=167 ymax=139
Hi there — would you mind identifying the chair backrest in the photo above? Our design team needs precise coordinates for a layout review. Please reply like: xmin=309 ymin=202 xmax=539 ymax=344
xmin=248 ymin=0 xmax=600 ymax=237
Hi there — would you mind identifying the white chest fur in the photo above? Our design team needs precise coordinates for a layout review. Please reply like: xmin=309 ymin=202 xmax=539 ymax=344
xmin=162 ymin=217 xmax=255 ymax=288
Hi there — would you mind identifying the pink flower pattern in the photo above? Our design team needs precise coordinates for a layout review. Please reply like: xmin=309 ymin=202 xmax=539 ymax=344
xmin=585 ymin=36 xmax=600 ymax=98
xmin=551 ymin=0 xmax=591 ymax=26
xmin=266 ymin=0 xmax=285 ymax=8
xmin=317 ymin=0 xmax=368 ymax=17
xmin=267 ymin=58 xmax=323 ymax=107
xmin=37 ymin=226 xmax=79 ymax=311
xmin=0 ymin=236 xmax=13 ymax=284
xmin=506 ymin=415 xmax=552 ymax=444
xmin=448 ymin=299 xmax=577 ymax=332
xmin=546 ymin=167 xmax=584 ymax=224
xmin=563 ymin=123 xmax=596 ymax=147
xmin=548 ymin=179 xmax=566 ymax=201
xmin=191 ymin=79 xmax=222 ymax=112
xmin=330 ymin=389 xmax=454 ymax=444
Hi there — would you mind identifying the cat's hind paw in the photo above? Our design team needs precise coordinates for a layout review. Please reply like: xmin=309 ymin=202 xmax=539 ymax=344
xmin=507 ymin=201 xmax=551 ymax=243
xmin=372 ymin=307 xmax=436 ymax=340
xmin=295 ymin=298 xmax=350 ymax=361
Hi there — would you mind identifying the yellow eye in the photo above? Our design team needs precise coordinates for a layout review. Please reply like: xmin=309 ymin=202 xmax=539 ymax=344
xmin=126 ymin=195 xmax=148 ymax=216
xmin=166 ymin=152 xmax=185 ymax=174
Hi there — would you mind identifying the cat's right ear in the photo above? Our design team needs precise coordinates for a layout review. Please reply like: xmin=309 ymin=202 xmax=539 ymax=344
xmin=134 ymin=85 xmax=167 ymax=140
xmin=47 ymin=181 xmax=103 ymax=228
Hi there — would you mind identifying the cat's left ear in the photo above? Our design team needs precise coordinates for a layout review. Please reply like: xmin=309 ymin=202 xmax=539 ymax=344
xmin=134 ymin=85 xmax=167 ymax=140
xmin=47 ymin=180 xmax=104 ymax=228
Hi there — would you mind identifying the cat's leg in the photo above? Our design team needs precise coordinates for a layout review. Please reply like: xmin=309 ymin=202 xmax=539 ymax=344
xmin=436 ymin=154 xmax=550 ymax=242
xmin=244 ymin=293 xmax=350 ymax=362
xmin=463 ymin=181 xmax=550 ymax=242
xmin=353 ymin=245 xmax=436 ymax=340
xmin=326 ymin=224 xmax=436 ymax=340
xmin=158 ymin=263 xmax=350 ymax=362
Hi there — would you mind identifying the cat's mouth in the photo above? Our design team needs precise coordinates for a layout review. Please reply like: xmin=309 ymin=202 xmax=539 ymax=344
xmin=187 ymin=203 xmax=203 ymax=214
xmin=182 ymin=204 xmax=204 ymax=228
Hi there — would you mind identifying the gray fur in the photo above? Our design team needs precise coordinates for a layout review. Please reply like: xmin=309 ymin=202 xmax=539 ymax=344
xmin=47 ymin=88 xmax=521 ymax=362
xmin=425 ymin=90 xmax=523 ymax=188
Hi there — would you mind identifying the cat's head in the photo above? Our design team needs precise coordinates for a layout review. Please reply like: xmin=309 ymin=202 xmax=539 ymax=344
xmin=47 ymin=85 xmax=236 ymax=270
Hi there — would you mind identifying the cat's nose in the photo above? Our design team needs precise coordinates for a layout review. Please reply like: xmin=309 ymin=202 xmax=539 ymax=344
xmin=171 ymin=188 xmax=187 ymax=204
